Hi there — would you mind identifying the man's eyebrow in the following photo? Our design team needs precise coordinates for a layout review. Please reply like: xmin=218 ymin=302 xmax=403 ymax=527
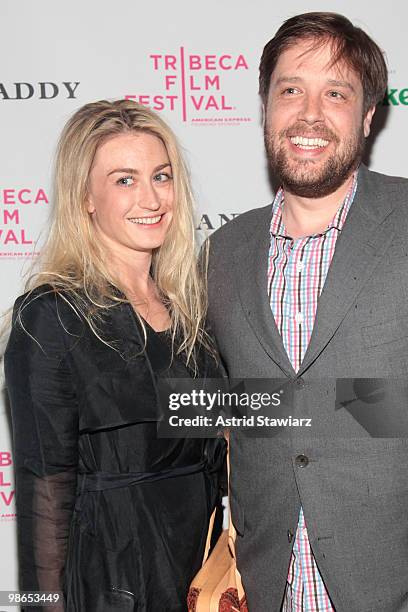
xmin=107 ymin=163 xmax=171 ymax=176
xmin=274 ymin=76 xmax=303 ymax=86
xmin=327 ymin=79 xmax=356 ymax=92
xmin=272 ymin=76 xmax=356 ymax=93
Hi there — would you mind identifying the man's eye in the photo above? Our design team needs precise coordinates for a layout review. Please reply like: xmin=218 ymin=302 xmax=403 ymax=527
xmin=328 ymin=91 xmax=344 ymax=99
xmin=117 ymin=176 xmax=134 ymax=186
xmin=283 ymin=87 xmax=298 ymax=95
xmin=153 ymin=172 xmax=173 ymax=183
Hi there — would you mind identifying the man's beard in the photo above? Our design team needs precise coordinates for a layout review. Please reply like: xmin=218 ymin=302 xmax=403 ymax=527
xmin=264 ymin=123 xmax=365 ymax=198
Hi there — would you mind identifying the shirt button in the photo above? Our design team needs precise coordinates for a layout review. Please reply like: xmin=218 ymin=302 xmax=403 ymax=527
xmin=295 ymin=312 xmax=303 ymax=324
xmin=296 ymin=261 xmax=304 ymax=272
xmin=295 ymin=454 xmax=309 ymax=468
xmin=287 ymin=529 xmax=294 ymax=543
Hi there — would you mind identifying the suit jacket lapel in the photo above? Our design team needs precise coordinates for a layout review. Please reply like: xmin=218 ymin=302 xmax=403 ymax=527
xmin=298 ymin=165 xmax=396 ymax=375
xmin=234 ymin=206 xmax=296 ymax=377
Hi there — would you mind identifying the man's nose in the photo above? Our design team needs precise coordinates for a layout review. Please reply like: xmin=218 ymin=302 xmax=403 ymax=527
xmin=298 ymin=93 xmax=324 ymax=124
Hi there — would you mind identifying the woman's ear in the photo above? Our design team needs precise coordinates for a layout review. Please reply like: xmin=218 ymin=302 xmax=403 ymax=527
xmin=86 ymin=196 xmax=95 ymax=214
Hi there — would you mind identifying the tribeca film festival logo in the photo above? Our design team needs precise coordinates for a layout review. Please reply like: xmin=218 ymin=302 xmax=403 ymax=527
xmin=0 ymin=187 xmax=48 ymax=259
xmin=125 ymin=49 xmax=251 ymax=125
xmin=0 ymin=451 xmax=15 ymax=521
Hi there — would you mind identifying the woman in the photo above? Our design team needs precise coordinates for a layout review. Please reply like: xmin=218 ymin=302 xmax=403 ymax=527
xmin=5 ymin=99 xmax=225 ymax=611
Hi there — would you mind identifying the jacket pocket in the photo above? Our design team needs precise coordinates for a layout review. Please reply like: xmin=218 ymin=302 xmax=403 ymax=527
xmin=362 ymin=316 xmax=408 ymax=348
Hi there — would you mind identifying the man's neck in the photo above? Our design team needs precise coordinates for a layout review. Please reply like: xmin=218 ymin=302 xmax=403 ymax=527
xmin=282 ymin=173 xmax=355 ymax=239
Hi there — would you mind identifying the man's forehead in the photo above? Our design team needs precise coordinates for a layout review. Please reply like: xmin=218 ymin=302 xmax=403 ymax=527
xmin=272 ymin=38 xmax=360 ymax=85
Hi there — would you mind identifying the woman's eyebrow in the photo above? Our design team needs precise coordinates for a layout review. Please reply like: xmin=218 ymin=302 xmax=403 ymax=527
xmin=107 ymin=162 xmax=171 ymax=176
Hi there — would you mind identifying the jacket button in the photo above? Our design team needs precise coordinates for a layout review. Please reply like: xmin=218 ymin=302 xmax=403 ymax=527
xmin=287 ymin=529 xmax=294 ymax=543
xmin=295 ymin=454 xmax=309 ymax=468
xmin=295 ymin=378 xmax=305 ymax=389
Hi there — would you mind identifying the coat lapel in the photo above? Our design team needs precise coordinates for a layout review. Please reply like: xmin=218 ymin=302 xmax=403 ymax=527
xmin=234 ymin=206 xmax=296 ymax=377
xmin=298 ymin=165 xmax=396 ymax=375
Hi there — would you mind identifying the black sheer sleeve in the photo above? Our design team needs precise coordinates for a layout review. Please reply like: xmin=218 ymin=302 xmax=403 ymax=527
xmin=4 ymin=292 xmax=79 ymax=611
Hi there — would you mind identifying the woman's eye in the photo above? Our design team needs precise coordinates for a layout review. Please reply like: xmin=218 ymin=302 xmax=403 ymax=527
xmin=117 ymin=176 xmax=134 ymax=186
xmin=153 ymin=172 xmax=173 ymax=183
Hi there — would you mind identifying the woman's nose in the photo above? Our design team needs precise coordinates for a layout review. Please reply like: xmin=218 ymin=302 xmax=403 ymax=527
xmin=137 ymin=181 xmax=161 ymax=211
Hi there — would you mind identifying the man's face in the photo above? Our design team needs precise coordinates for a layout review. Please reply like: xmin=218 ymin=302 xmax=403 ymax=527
xmin=264 ymin=38 xmax=375 ymax=198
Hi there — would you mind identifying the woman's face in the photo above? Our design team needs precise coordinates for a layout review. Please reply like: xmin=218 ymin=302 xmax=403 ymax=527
xmin=87 ymin=131 xmax=174 ymax=259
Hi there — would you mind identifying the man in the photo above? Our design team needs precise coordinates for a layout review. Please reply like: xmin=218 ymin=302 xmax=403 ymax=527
xmin=207 ymin=12 xmax=408 ymax=612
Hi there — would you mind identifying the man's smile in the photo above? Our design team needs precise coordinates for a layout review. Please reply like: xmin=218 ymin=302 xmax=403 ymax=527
xmin=289 ymin=136 xmax=329 ymax=149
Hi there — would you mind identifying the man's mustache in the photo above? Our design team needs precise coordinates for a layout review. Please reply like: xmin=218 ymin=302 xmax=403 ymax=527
xmin=278 ymin=124 xmax=340 ymax=143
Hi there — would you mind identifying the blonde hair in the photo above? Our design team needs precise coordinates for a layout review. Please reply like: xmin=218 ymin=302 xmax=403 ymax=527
xmin=24 ymin=99 xmax=211 ymax=366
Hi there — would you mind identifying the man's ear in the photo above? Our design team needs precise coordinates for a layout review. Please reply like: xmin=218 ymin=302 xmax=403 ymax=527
xmin=363 ymin=106 xmax=376 ymax=138
xmin=261 ymin=101 xmax=266 ymax=128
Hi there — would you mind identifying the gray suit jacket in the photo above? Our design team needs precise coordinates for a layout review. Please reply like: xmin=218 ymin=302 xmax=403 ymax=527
xmin=207 ymin=165 xmax=408 ymax=612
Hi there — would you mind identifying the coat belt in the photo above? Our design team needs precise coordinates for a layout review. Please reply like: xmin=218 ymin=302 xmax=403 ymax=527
xmin=77 ymin=460 xmax=208 ymax=493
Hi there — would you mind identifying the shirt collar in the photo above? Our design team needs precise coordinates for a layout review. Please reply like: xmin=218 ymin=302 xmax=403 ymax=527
xmin=270 ymin=169 xmax=359 ymax=239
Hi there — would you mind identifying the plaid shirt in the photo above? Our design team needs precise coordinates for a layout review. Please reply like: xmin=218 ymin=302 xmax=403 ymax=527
xmin=267 ymin=173 xmax=358 ymax=611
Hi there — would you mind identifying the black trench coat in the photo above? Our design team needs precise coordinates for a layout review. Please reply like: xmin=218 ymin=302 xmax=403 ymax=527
xmin=5 ymin=286 xmax=225 ymax=611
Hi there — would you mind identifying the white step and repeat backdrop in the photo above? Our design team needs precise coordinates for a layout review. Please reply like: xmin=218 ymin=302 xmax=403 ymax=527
xmin=0 ymin=0 xmax=406 ymax=606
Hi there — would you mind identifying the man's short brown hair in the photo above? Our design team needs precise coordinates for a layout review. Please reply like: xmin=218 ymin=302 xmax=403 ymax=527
xmin=259 ymin=12 xmax=388 ymax=112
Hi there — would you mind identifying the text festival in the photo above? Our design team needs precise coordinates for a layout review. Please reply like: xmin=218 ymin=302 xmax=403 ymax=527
xmin=0 ymin=188 xmax=48 ymax=247
xmin=0 ymin=451 xmax=15 ymax=518
xmin=126 ymin=52 xmax=249 ymax=119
